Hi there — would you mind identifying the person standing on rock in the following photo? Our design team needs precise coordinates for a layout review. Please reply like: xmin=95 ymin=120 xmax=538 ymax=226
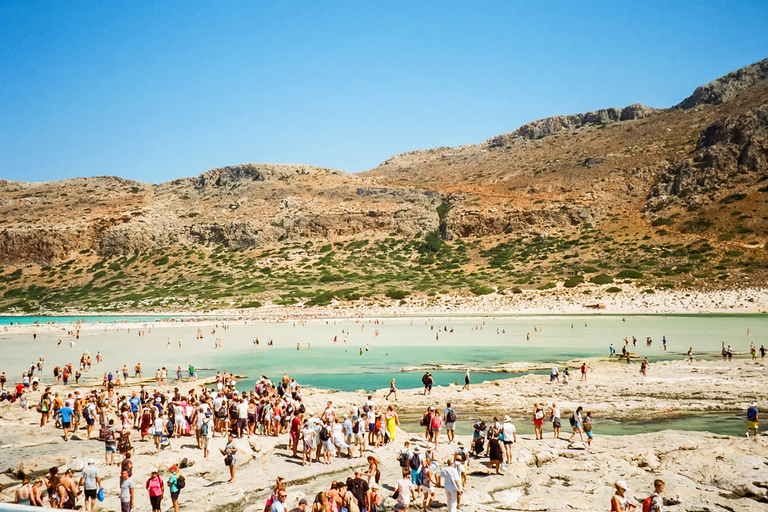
xmin=120 ymin=469 xmax=135 ymax=512
xmin=501 ymin=415 xmax=517 ymax=466
xmin=437 ymin=458 xmax=463 ymax=512
xmin=533 ymin=403 xmax=545 ymax=440
xmin=79 ymin=460 xmax=101 ymax=512
xmin=145 ymin=469 xmax=164 ymax=512
xmin=569 ymin=406 xmax=585 ymax=443
xmin=583 ymin=412 xmax=594 ymax=448
xmin=222 ymin=434 xmax=238 ymax=483
xmin=747 ymin=402 xmax=759 ymax=439
xmin=463 ymin=369 xmax=470 ymax=390
xmin=167 ymin=465 xmax=182 ymax=512
xmin=385 ymin=378 xmax=398 ymax=401
xmin=550 ymin=403 xmax=561 ymax=439
xmin=444 ymin=402 xmax=457 ymax=443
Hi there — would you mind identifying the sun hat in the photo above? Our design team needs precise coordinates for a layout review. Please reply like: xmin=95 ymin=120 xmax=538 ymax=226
xmin=752 ymin=402 xmax=758 ymax=407
xmin=413 ymin=446 xmax=421 ymax=453
xmin=504 ymin=415 xmax=512 ymax=422
xmin=615 ymin=480 xmax=629 ymax=491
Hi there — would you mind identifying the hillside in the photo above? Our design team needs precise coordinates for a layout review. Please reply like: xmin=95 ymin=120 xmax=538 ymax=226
xmin=1 ymin=58 xmax=767 ymax=313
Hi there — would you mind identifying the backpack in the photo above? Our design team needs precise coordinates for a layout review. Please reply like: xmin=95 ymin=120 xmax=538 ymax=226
xmin=420 ymin=413 xmax=430 ymax=427
xmin=319 ymin=426 xmax=330 ymax=442
xmin=362 ymin=403 xmax=370 ymax=414
xmin=176 ymin=475 xmax=186 ymax=490
xmin=641 ymin=494 xmax=655 ymax=512
xmin=569 ymin=415 xmax=576 ymax=427
xmin=352 ymin=421 xmax=360 ymax=434
xmin=201 ymin=421 xmax=210 ymax=437
xmin=99 ymin=425 xmax=112 ymax=441
xmin=748 ymin=407 xmax=758 ymax=422
xmin=409 ymin=453 xmax=421 ymax=470
xmin=446 ymin=409 xmax=456 ymax=423
xmin=431 ymin=415 xmax=442 ymax=430
xmin=398 ymin=450 xmax=409 ymax=467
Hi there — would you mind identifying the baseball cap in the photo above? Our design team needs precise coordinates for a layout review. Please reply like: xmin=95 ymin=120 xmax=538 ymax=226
xmin=299 ymin=498 xmax=308 ymax=505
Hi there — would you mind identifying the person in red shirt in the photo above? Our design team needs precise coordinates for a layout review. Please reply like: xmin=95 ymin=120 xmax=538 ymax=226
xmin=15 ymin=382 xmax=24 ymax=396
xmin=290 ymin=412 xmax=303 ymax=457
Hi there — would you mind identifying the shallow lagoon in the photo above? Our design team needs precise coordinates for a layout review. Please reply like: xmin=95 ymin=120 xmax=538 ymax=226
xmin=1 ymin=314 xmax=763 ymax=389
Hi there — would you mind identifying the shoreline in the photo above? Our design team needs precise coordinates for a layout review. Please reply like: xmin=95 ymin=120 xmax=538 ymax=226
xmin=1 ymin=287 xmax=768 ymax=321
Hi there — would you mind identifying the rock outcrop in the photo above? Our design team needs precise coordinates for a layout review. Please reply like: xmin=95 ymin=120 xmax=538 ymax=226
xmin=485 ymin=104 xmax=655 ymax=149
xmin=677 ymin=57 xmax=768 ymax=109
xmin=646 ymin=102 xmax=768 ymax=212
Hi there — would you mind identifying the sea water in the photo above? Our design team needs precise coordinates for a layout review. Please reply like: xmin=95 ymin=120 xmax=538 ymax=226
xmin=1 ymin=314 xmax=762 ymax=435
xmin=0 ymin=313 xmax=763 ymax=390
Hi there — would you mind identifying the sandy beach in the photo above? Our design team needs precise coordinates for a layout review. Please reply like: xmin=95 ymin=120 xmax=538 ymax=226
xmin=1 ymin=356 xmax=766 ymax=511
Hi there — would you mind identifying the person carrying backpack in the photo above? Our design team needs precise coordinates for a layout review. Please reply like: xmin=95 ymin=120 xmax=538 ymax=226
xmin=397 ymin=441 xmax=412 ymax=468
xmin=408 ymin=446 xmax=423 ymax=491
xmin=167 ymin=465 xmax=184 ymax=512
xmin=641 ymin=479 xmax=664 ymax=512
xmin=444 ymin=403 xmax=457 ymax=442
xmin=430 ymin=408 xmax=443 ymax=448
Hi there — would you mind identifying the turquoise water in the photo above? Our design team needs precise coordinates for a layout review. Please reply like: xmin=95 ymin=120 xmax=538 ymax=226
xmin=398 ymin=411 xmax=748 ymax=437
xmin=0 ymin=314 xmax=764 ymax=395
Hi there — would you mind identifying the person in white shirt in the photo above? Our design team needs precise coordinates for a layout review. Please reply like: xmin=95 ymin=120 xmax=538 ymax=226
xmin=501 ymin=416 xmax=517 ymax=465
xmin=438 ymin=458 xmax=463 ymax=512
xmin=395 ymin=470 xmax=414 ymax=507
xmin=237 ymin=399 xmax=248 ymax=438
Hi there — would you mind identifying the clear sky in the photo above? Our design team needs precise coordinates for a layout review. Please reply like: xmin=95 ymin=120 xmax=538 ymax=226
xmin=1 ymin=2 xmax=767 ymax=184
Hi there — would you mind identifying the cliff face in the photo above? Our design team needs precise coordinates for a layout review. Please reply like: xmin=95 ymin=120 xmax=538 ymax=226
xmin=0 ymin=165 xmax=444 ymax=264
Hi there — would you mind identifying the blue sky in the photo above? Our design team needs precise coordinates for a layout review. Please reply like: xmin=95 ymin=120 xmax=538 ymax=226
xmin=1 ymin=2 xmax=767 ymax=184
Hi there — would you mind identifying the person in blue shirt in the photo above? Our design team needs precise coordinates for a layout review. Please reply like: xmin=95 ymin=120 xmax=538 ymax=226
xmin=129 ymin=392 xmax=141 ymax=428
xmin=59 ymin=403 xmax=74 ymax=441
xmin=747 ymin=402 xmax=759 ymax=439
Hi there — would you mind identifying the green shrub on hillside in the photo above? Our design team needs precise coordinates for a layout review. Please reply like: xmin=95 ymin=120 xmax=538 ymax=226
xmin=590 ymin=274 xmax=614 ymax=285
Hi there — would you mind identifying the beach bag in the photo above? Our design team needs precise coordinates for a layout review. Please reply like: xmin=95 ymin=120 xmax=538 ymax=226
xmin=97 ymin=488 xmax=104 ymax=502
xmin=224 ymin=453 xmax=233 ymax=466
xmin=176 ymin=475 xmax=186 ymax=490
xmin=569 ymin=415 xmax=576 ymax=427
xmin=535 ymin=409 xmax=544 ymax=420
xmin=446 ymin=409 xmax=456 ymax=423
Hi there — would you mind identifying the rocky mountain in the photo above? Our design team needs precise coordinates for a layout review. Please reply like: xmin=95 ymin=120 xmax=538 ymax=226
xmin=1 ymin=58 xmax=768 ymax=312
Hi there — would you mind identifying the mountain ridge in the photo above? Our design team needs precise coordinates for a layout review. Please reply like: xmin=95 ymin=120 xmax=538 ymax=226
xmin=1 ymin=57 xmax=768 ymax=312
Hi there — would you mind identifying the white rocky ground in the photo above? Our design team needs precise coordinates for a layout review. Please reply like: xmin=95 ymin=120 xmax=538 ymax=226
xmin=1 ymin=359 xmax=767 ymax=511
